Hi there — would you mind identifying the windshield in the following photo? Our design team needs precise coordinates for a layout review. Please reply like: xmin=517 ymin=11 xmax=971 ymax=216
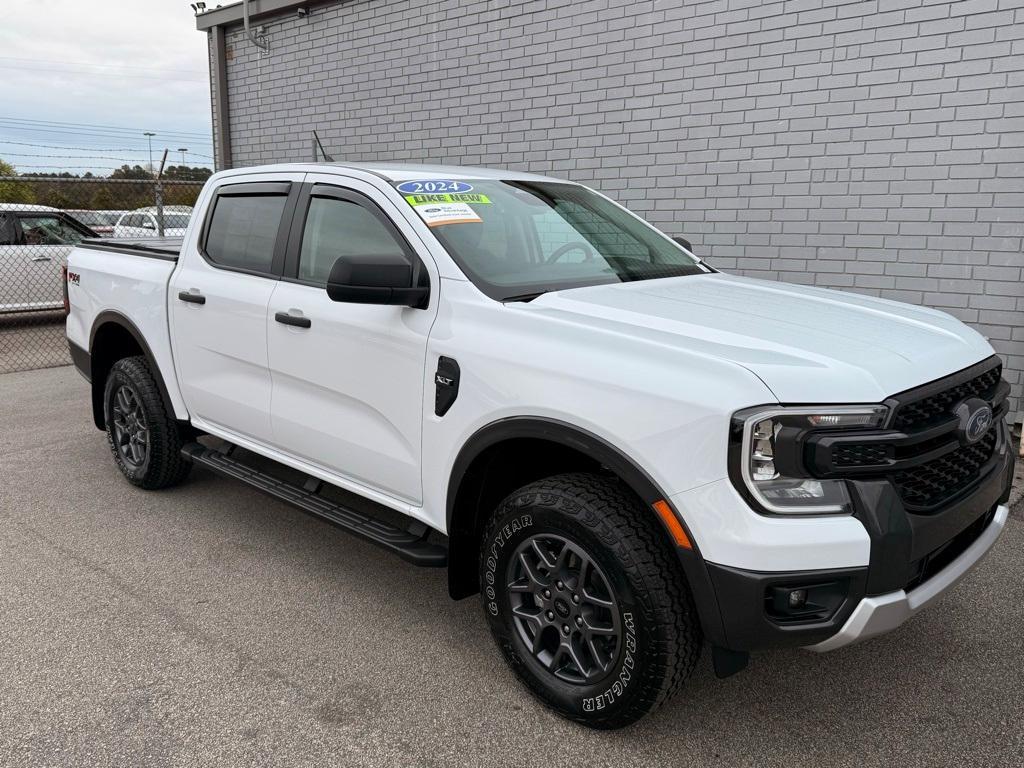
xmin=394 ymin=180 xmax=705 ymax=300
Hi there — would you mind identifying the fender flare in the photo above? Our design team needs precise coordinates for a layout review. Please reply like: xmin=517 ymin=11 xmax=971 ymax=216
xmin=447 ymin=417 xmax=671 ymax=527
xmin=445 ymin=416 xmax=728 ymax=646
xmin=88 ymin=310 xmax=179 ymax=430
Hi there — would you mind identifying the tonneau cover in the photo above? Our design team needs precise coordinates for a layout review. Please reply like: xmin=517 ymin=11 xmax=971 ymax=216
xmin=79 ymin=236 xmax=182 ymax=260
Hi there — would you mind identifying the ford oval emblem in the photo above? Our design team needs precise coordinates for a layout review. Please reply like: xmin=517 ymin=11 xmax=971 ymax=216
xmin=955 ymin=398 xmax=993 ymax=445
xmin=396 ymin=180 xmax=473 ymax=194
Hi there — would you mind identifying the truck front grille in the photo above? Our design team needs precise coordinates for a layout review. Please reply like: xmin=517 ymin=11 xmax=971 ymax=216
xmin=891 ymin=364 xmax=1001 ymax=431
xmin=890 ymin=426 xmax=998 ymax=509
xmin=806 ymin=356 xmax=1008 ymax=513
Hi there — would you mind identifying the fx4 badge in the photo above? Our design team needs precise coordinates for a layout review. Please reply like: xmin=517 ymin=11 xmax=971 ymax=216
xmin=67 ymin=271 xmax=81 ymax=285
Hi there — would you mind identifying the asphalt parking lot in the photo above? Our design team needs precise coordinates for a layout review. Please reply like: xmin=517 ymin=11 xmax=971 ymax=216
xmin=0 ymin=311 xmax=69 ymax=374
xmin=2 ymin=365 xmax=1023 ymax=767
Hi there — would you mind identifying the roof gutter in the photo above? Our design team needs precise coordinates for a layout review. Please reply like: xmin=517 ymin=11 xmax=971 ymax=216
xmin=195 ymin=0 xmax=327 ymax=31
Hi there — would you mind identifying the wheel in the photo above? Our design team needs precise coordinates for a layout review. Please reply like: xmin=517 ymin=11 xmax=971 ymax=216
xmin=103 ymin=356 xmax=191 ymax=490
xmin=480 ymin=472 xmax=702 ymax=729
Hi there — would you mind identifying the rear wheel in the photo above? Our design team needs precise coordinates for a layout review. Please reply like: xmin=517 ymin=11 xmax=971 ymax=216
xmin=480 ymin=473 xmax=702 ymax=729
xmin=103 ymin=356 xmax=190 ymax=489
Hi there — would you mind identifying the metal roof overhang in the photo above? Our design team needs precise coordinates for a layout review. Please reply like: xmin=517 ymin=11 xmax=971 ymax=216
xmin=194 ymin=0 xmax=331 ymax=31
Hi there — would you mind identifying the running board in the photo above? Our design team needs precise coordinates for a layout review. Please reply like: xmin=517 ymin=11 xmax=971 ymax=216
xmin=181 ymin=443 xmax=447 ymax=567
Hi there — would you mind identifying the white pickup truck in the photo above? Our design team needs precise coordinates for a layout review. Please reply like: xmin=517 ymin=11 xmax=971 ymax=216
xmin=66 ymin=163 xmax=1015 ymax=728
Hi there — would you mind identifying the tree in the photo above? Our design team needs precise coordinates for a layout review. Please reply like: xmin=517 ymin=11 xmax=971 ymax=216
xmin=163 ymin=165 xmax=213 ymax=181
xmin=110 ymin=164 xmax=153 ymax=180
xmin=0 ymin=159 xmax=36 ymax=204
xmin=91 ymin=186 xmax=117 ymax=210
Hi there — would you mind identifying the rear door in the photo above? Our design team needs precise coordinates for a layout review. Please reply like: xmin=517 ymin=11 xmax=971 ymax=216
xmin=169 ymin=175 xmax=301 ymax=443
xmin=0 ymin=212 xmax=88 ymax=312
xmin=266 ymin=175 xmax=436 ymax=504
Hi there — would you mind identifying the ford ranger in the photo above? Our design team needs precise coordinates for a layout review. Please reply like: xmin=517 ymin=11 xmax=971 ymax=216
xmin=65 ymin=163 xmax=1015 ymax=728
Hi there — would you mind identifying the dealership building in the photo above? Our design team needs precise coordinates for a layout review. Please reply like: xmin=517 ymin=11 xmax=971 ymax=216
xmin=196 ymin=0 xmax=1023 ymax=422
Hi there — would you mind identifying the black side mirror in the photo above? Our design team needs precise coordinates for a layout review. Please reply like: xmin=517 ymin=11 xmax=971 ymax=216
xmin=672 ymin=236 xmax=693 ymax=253
xmin=326 ymin=255 xmax=429 ymax=308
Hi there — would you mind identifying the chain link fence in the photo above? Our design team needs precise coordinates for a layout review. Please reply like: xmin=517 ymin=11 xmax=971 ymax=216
xmin=0 ymin=176 xmax=204 ymax=374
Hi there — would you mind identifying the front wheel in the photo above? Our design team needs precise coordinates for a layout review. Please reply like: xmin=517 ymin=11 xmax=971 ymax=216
xmin=103 ymin=356 xmax=191 ymax=490
xmin=480 ymin=473 xmax=702 ymax=729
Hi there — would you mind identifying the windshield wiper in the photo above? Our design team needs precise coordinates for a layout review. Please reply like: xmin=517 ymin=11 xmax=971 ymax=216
xmin=501 ymin=291 xmax=547 ymax=303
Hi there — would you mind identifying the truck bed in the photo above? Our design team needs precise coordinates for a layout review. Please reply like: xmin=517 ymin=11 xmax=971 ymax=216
xmin=79 ymin=237 xmax=182 ymax=261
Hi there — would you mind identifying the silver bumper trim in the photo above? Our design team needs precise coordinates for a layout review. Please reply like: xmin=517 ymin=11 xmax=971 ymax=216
xmin=806 ymin=504 xmax=1009 ymax=653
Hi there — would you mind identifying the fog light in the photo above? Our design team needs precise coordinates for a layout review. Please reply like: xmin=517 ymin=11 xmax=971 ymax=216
xmin=788 ymin=589 xmax=807 ymax=609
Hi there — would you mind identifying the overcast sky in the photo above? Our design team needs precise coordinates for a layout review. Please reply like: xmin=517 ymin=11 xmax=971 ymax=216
xmin=1 ymin=0 xmax=214 ymax=175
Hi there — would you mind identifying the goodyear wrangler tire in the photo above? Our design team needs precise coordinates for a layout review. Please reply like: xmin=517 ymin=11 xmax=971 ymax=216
xmin=103 ymin=356 xmax=191 ymax=490
xmin=480 ymin=472 xmax=701 ymax=729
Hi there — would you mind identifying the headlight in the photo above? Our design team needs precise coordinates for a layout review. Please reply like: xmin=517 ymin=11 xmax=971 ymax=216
xmin=733 ymin=406 xmax=888 ymax=515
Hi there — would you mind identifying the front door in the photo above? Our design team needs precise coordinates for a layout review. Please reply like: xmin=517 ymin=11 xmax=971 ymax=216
xmin=170 ymin=176 xmax=299 ymax=443
xmin=267 ymin=176 xmax=436 ymax=504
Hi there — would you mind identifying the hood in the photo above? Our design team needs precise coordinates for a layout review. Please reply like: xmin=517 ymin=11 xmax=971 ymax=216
xmin=525 ymin=273 xmax=994 ymax=404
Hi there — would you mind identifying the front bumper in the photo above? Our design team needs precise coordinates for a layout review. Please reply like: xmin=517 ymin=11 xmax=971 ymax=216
xmin=682 ymin=417 xmax=1014 ymax=652
xmin=806 ymin=503 xmax=1008 ymax=652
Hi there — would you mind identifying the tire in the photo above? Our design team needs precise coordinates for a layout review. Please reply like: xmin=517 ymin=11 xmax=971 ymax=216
xmin=480 ymin=472 xmax=702 ymax=729
xmin=103 ymin=355 xmax=191 ymax=490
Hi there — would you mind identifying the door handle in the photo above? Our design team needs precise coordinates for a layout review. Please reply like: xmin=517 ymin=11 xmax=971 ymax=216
xmin=275 ymin=311 xmax=311 ymax=328
xmin=178 ymin=290 xmax=206 ymax=305
xmin=31 ymin=256 xmax=52 ymax=262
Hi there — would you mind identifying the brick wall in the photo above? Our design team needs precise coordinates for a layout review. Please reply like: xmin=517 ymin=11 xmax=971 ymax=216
xmin=211 ymin=0 xmax=1024 ymax=420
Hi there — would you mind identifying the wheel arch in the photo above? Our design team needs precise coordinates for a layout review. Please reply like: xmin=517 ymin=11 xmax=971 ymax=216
xmin=88 ymin=311 xmax=177 ymax=431
xmin=444 ymin=417 xmax=727 ymax=645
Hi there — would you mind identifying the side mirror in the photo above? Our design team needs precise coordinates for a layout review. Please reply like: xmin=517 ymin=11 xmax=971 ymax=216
xmin=672 ymin=236 xmax=693 ymax=253
xmin=326 ymin=255 xmax=429 ymax=308
xmin=141 ymin=220 xmax=155 ymax=230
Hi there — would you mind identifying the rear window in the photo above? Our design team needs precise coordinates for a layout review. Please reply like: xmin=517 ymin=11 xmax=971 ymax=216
xmin=204 ymin=195 xmax=287 ymax=273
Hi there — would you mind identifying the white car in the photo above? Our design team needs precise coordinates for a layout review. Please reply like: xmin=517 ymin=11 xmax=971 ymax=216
xmin=66 ymin=210 xmax=127 ymax=237
xmin=65 ymin=163 xmax=1013 ymax=728
xmin=113 ymin=206 xmax=192 ymax=238
xmin=0 ymin=203 xmax=96 ymax=313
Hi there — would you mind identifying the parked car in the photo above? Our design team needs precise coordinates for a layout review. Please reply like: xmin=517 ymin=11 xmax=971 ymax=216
xmin=66 ymin=210 xmax=127 ymax=237
xmin=0 ymin=203 xmax=96 ymax=313
xmin=113 ymin=206 xmax=192 ymax=238
xmin=66 ymin=163 xmax=1014 ymax=728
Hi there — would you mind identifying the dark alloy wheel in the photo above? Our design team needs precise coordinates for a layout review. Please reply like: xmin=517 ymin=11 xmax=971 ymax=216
xmin=110 ymin=384 xmax=150 ymax=469
xmin=507 ymin=534 xmax=621 ymax=685
xmin=481 ymin=473 xmax=702 ymax=729
xmin=103 ymin=356 xmax=191 ymax=490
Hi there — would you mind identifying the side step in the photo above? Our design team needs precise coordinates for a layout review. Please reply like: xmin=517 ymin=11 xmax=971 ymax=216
xmin=181 ymin=443 xmax=447 ymax=567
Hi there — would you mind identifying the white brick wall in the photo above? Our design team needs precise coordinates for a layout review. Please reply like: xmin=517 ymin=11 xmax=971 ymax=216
xmin=212 ymin=0 xmax=1024 ymax=419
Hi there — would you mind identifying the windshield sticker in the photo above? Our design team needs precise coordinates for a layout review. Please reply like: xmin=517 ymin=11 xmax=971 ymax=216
xmin=405 ymin=193 xmax=491 ymax=206
xmin=412 ymin=202 xmax=483 ymax=227
xmin=396 ymin=180 xmax=474 ymax=195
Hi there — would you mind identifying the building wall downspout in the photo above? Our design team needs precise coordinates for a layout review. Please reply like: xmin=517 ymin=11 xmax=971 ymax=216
xmin=211 ymin=25 xmax=233 ymax=170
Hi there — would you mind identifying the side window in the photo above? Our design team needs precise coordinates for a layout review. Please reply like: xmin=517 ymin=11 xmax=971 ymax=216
xmin=204 ymin=193 xmax=287 ymax=273
xmin=18 ymin=215 xmax=85 ymax=245
xmin=297 ymin=195 xmax=409 ymax=285
xmin=0 ymin=213 xmax=19 ymax=245
xmin=531 ymin=208 xmax=592 ymax=264
xmin=551 ymin=200 xmax=650 ymax=262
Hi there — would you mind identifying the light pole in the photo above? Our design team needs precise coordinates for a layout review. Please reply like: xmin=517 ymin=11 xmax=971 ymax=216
xmin=144 ymin=132 xmax=156 ymax=173
xmin=178 ymin=148 xmax=189 ymax=169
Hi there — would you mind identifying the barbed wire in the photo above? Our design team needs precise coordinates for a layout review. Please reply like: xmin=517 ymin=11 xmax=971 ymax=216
xmin=0 ymin=116 xmax=212 ymax=140
xmin=0 ymin=139 xmax=214 ymax=159
xmin=1 ymin=151 xmax=213 ymax=165
xmin=0 ymin=175 xmax=205 ymax=184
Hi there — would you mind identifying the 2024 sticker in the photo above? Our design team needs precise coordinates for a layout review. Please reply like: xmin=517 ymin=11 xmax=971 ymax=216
xmin=396 ymin=180 xmax=474 ymax=194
